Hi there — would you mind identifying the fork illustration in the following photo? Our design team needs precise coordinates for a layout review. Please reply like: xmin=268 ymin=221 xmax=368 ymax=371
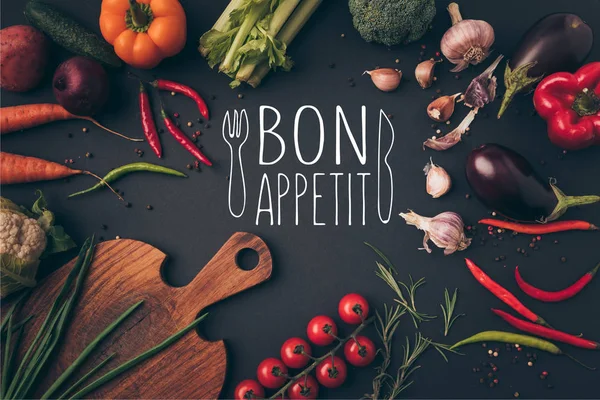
xmin=222 ymin=109 xmax=249 ymax=218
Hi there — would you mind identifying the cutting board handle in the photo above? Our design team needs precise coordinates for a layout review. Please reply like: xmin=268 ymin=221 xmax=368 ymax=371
xmin=172 ymin=232 xmax=272 ymax=323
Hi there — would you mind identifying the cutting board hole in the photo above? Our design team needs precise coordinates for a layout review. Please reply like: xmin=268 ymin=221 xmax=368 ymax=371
xmin=236 ymin=248 xmax=259 ymax=270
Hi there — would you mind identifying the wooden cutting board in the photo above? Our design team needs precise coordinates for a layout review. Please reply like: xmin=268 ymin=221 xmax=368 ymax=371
xmin=9 ymin=232 xmax=272 ymax=399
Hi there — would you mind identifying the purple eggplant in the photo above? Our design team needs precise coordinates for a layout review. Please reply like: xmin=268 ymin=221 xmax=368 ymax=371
xmin=497 ymin=13 xmax=593 ymax=118
xmin=465 ymin=144 xmax=599 ymax=222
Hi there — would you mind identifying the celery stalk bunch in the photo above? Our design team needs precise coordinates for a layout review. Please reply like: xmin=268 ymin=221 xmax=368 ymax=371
xmin=199 ymin=0 xmax=322 ymax=88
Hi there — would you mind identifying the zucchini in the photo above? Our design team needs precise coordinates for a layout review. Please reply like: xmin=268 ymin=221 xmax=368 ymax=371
xmin=24 ymin=1 xmax=122 ymax=68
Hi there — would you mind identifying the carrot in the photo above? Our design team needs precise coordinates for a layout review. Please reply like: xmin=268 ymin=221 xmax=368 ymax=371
xmin=1 ymin=152 xmax=82 ymax=184
xmin=0 ymin=152 xmax=123 ymax=201
xmin=0 ymin=104 xmax=143 ymax=142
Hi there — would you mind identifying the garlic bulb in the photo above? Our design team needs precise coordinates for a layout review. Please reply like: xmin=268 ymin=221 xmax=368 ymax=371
xmin=364 ymin=68 xmax=402 ymax=92
xmin=399 ymin=210 xmax=471 ymax=255
xmin=427 ymin=93 xmax=461 ymax=122
xmin=415 ymin=59 xmax=441 ymax=89
xmin=440 ymin=2 xmax=495 ymax=72
xmin=424 ymin=158 xmax=452 ymax=198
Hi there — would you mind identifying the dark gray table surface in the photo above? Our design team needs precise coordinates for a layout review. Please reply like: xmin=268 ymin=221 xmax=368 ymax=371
xmin=2 ymin=0 xmax=600 ymax=398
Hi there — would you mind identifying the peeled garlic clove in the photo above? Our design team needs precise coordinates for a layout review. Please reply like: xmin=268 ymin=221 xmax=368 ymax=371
xmin=427 ymin=92 xmax=461 ymax=122
xmin=363 ymin=68 xmax=402 ymax=92
xmin=424 ymin=158 xmax=452 ymax=198
xmin=415 ymin=59 xmax=441 ymax=89
xmin=440 ymin=2 xmax=495 ymax=72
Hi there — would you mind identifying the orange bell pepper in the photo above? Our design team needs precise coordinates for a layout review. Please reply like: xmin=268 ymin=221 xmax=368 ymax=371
xmin=99 ymin=0 xmax=186 ymax=69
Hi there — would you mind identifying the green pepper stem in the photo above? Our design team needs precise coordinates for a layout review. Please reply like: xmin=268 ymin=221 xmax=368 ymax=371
xmin=589 ymin=263 xmax=600 ymax=277
xmin=547 ymin=184 xmax=600 ymax=221
xmin=572 ymin=88 xmax=600 ymax=116
xmin=128 ymin=0 xmax=148 ymax=28
xmin=497 ymin=61 xmax=543 ymax=119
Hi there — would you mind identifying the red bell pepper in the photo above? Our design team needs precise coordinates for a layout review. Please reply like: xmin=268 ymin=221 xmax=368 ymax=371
xmin=533 ymin=62 xmax=600 ymax=150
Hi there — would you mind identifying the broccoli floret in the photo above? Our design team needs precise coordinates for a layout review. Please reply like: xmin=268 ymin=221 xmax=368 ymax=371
xmin=349 ymin=0 xmax=436 ymax=46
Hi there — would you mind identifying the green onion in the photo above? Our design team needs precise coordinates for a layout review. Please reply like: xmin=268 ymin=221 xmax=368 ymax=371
xmin=57 ymin=353 xmax=116 ymax=400
xmin=0 ymin=291 xmax=29 ymax=333
xmin=41 ymin=301 xmax=144 ymax=399
xmin=5 ymin=237 xmax=93 ymax=399
xmin=2 ymin=313 xmax=14 ymax=398
xmin=69 ymin=313 xmax=209 ymax=399
xmin=13 ymin=238 xmax=95 ymax=399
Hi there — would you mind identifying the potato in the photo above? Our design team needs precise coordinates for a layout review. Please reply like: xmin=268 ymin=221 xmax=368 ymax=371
xmin=0 ymin=25 xmax=49 ymax=92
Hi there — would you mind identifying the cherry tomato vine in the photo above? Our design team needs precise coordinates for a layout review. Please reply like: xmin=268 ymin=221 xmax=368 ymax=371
xmin=269 ymin=315 xmax=375 ymax=399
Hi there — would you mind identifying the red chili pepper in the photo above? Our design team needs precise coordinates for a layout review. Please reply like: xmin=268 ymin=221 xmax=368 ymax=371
xmin=139 ymin=82 xmax=162 ymax=158
xmin=492 ymin=309 xmax=599 ymax=350
xmin=152 ymin=79 xmax=210 ymax=120
xmin=160 ymin=107 xmax=212 ymax=167
xmin=533 ymin=62 xmax=600 ymax=150
xmin=479 ymin=219 xmax=598 ymax=234
xmin=464 ymin=258 xmax=550 ymax=327
xmin=515 ymin=264 xmax=599 ymax=303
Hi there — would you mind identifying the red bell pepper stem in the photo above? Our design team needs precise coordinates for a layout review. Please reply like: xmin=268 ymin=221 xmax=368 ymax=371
xmin=152 ymin=79 xmax=210 ymax=121
xmin=515 ymin=264 xmax=599 ymax=303
xmin=160 ymin=108 xmax=212 ymax=167
xmin=492 ymin=309 xmax=600 ymax=350
xmin=479 ymin=219 xmax=598 ymax=234
xmin=464 ymin=258 xmax=551 ymax=327
xmin=139 ymin=82 xmax=162 ymax=158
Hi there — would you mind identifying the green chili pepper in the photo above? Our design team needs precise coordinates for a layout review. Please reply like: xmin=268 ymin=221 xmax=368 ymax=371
xmin=451 ymin=330 xmax=596 ymax=370
xmin=451 ymin=331 xmax=562 ymax=354
xmin=68 ymin=162 xmax=187 ymax=198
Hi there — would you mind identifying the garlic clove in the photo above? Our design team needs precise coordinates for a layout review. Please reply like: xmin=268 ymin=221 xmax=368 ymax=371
xmin=415 ymin=59 xmax=441 ymax=89
xmin=427 ymin=92 xmax=461 ymax=122
xmin=440 ymin=2 xmax=495 ymax=72
xmin=364 ymin=68 xmax=402 ymax=92
xmin=424 ymin=158 xmax=452 ymax=198
xmin=423 ymin=108 xmax=478 ymax=151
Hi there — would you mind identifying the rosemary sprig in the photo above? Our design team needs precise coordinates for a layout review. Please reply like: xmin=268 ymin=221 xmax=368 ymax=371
xmin=270 ymin=316 xmax=375 ymax=399
xmin=375 ymin=262 xmax=435 ymax=328
xmin=366 ymin=243 xmax=434 ymax=328
xmin=429 ymin=341 xmax=464 ymax=363
xmin=440 ymin=288 xmax=464 ymax=336
xmin=365 ymin=304 xmax=405 ymax=400
xmin=364 ymin=242 xmax=397 ymax=274
xmin=385 ymin=333 xmax=432 ymax=399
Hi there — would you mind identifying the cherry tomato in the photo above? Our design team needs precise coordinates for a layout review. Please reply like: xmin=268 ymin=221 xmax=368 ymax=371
xmin=257 ymin=358 xmax=288 ymax=389
xmin=343 ymin=335 xmax=376 ymax=367
xmin=306 ymin=315 xmax=338 ymax=346
xmin=338 ymin=293 xmax=369 ymax=324
xmin=234 ymin=379 xmax=265 ymax=400
xmin=281 ymin=337 xmax=312 ymax=369
xmin=315 ymin=356 xmax=347 ymax=388
xmin=287 ymin=375 xmax=319 ymax=399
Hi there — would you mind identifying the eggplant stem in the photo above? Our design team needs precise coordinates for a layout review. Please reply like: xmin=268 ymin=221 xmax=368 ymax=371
xmin=497 ymin=62 xmax=543 ymax=119
xmin=547 ymin=184 xmax=600 ymax=221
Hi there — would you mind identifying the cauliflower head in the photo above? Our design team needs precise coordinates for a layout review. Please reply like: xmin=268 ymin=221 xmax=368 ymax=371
xmin=349 ymin=0 xmax=436 ymax=46
xmin=1 ymin=191 xmax=75 ymax=298
xmin=0 ymin=211 xmax=47 ymax=261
